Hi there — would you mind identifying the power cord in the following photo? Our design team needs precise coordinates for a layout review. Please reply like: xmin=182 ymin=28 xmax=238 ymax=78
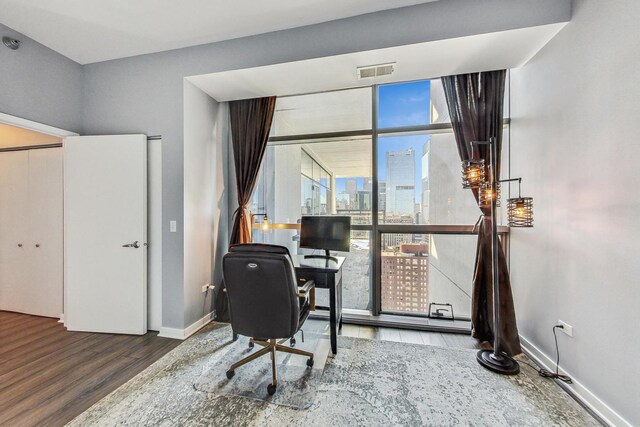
xmin=524 ymin=325 xmax=573 ymax=384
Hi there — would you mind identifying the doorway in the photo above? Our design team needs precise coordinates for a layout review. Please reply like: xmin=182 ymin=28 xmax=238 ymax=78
xmin=0 ymin=114 xmax=162 ymax=333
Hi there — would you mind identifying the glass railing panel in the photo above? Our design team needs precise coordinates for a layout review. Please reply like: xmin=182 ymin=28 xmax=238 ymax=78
xmin=380 ymin=232 xmax=476 ymax=319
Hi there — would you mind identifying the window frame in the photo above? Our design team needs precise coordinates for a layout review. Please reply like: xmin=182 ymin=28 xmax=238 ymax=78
xmin=263 ymin=79 xmax=510 ymax=327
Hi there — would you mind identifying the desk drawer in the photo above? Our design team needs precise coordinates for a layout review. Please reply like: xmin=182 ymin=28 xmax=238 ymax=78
xmin=296 ymin=270 xmax=329 ymax=288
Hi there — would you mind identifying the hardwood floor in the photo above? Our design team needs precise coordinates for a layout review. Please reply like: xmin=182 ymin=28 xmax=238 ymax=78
xmin=0 ymin=311 xmax=181 ymax=427
xmin=0 ymin=312 xmax=479 ymax=426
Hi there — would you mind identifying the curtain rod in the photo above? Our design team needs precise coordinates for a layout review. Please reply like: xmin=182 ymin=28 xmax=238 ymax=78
xmin=0 ymin=135 xmax=161 ymax=152
xmin=0 ymin=143 xmax=62 ymax=152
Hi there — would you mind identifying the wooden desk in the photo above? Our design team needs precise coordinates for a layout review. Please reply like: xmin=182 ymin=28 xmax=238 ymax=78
xmin=293 ymin=255 xmax=345 ymax=355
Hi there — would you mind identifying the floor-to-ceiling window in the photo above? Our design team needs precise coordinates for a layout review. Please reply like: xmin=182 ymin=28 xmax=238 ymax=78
xmin=250 ymin=76 xmax=509 ymax=329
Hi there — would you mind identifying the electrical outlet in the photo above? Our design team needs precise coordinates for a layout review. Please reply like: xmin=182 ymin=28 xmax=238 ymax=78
xmin=201 ymin=283 xmax=210 ymax=293
xmin=558 ymin=320 xmax=573 ymax=337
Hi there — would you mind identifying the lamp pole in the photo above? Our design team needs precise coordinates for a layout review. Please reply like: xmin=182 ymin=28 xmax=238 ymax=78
xmin=473 ymin=137 xmax=520 ymax=375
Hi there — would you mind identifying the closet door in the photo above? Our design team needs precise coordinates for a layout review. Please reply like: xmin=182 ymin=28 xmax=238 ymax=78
xmin=28 ymin=148 xmax=64 ymax=318
xmin=0 ymin=151 xmax=30 ymax=313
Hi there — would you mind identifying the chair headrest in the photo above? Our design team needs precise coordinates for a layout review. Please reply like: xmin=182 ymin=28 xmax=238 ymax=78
xmin=229 ymin=243 xmax=291 ymax=257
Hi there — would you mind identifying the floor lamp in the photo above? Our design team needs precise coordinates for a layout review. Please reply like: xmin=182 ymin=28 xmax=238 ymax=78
xmin=462 ymin=137 xmax=533 ymax=375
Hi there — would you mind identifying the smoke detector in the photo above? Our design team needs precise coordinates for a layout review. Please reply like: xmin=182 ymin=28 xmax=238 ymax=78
xmin=357 ymin=62 xmax=396 ymax=79
xmin=3 ymin=37 xmax=21 ymax=50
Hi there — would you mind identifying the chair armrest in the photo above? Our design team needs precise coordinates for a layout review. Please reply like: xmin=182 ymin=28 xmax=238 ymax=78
xmin=298 ymin=280 xmax=315 ymax=296
xmin=298 ymin=280 xmax=315 ymax=311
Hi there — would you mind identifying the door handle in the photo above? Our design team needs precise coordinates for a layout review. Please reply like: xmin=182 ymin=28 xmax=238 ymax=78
xmin=122 ymin=241 xmax=141 ymax=248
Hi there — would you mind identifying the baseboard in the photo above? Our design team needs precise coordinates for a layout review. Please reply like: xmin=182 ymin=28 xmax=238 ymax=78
xmin=59 ymin=313 xmax=65 ymax=324
xmin=158 ymin=311 xmax=214 ymax=340
xmin=520 ymin=335 xmax=631 ymax=427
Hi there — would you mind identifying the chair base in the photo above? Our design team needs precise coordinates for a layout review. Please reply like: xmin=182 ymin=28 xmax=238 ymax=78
xmin=226 ymin=338 xmax=314 ymax=395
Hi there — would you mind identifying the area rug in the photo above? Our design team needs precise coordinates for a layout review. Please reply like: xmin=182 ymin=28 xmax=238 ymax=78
xmin=68 ymin=323 xmax=599 ymax=426
xmin=193 ymin=334 xmax=329 ymax=409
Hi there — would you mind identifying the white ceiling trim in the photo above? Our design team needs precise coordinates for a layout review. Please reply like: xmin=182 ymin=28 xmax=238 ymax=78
xmin=0 ymin=112 xmax=78 ymax=138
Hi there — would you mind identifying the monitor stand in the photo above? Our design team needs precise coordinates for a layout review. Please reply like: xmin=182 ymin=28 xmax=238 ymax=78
xmin=304 ymin=249 xmax=338 ymax=263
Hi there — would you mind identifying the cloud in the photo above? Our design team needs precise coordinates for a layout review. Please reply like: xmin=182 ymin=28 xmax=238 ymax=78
xmin=402 ymin=95 xmax=429 ymax=103
xmin=384 ymin=111 xmax=429 ymax=127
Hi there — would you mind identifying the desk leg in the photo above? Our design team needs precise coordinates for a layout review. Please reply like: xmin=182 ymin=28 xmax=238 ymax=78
xmin=329 ymin=284 xmax=338 ymax=355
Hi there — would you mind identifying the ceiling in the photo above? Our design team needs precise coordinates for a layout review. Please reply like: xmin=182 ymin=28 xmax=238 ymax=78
xmin=303 ymin=139 xmax=372 ymax=179
xmin=188 ymin=23 xmax=566 ymax=102
xmin=0 ymin=0 xmax=434 ymax=64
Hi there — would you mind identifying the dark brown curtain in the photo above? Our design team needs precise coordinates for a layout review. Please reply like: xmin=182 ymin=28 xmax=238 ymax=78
xmin=441 ymin=70 xmax=521 ymax=356
xmin=215 ymin=96 xmax=277 ymax=322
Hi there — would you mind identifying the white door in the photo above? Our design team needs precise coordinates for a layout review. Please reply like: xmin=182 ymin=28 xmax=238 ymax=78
xmin=64 ymin=135 xmax=147 ymax=334
xmin=28 ymin=148 xmax=64 ymax=317
xmin=0 ymin=151 xmax=30 ymax=313
xmin=0 ymin=148 xmax=63 ymax=318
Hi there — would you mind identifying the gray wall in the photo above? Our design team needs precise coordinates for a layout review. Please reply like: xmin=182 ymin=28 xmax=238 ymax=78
xmin=0 ymin=23 xmax=82 ymax=132
xmin=510 ymin=1 xmax=639 ymax=425
xmin=79 ymin=0 xmax=571 ymax=329
xmin=183 ymin=81 xmax=219 ymax=327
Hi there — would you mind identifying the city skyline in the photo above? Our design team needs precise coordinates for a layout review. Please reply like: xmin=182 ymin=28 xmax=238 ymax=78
xmin=334 ymin=135 xmax=431 ymax=207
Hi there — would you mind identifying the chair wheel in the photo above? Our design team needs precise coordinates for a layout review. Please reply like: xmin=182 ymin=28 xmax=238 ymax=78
xmin=248 ymin=341 xmax=254 ymax=349
xmin=226 ymin=369 xmax=235 ymax=379
xmin=290 ymin=337 xmax=296 ymax=347
xmin=267 ymin=383 xmax=277 ymax=395
xmin=306 ymin=357 xmax=314 ymax=368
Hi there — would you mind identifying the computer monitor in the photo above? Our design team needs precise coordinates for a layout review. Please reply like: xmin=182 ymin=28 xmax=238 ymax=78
xmin=300 ymin=216 xmax=351 ymax=261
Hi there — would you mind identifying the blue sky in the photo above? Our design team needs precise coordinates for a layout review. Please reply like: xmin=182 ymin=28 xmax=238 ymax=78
xmin=336 ymin=80 xmax=431 ymax=199
xmin=378 ymin=80 xmax=431 ymax=128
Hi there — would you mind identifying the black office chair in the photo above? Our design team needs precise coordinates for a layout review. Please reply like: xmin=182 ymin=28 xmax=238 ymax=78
xmin=222 ymin=243 xmax=315 ymax=395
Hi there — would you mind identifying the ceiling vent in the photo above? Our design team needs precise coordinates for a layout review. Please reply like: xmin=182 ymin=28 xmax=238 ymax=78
xmin=357 ymin=62 xmax=396 ymax=79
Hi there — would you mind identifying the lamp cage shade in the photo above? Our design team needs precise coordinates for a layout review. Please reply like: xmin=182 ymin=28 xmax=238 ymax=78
xmin=507 ymin=197 xmax=533 ymax=227
xmin=462 ymin=159 xmax=486 ymax=189
xmin=479 ymin=182 xmax=501 ymax=207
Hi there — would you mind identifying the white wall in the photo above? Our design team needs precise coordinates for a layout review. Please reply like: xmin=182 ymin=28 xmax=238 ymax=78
xmin=510 ymin=1 xmax=640 ymax=425
xmin=0 ymin=123 xmax=61 ymax=148
xmin=183 ymin=81 xmax=223 ymax=328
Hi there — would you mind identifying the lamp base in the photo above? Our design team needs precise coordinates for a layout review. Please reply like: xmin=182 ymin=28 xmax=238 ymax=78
xmin=476 ymin=349 xmax=520 ymax=375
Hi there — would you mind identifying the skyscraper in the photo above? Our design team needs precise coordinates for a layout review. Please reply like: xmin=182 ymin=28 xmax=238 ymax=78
xmin=421 ymin=141 xmax=430 ymax=225
xmin=345 ymin=179 xmax=357 ymax=198
xmin=381 ymin=243 xmax=429 ymax=313
xmin=344 ymin=178 xmax=357 ymax=209
xmin=385 ymin=149 xmax=415 ymax=217
xmin=355 ymin=191 xmax=371 ymax=210
xmin=378 ymin=181 xmax=386 ymax=214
